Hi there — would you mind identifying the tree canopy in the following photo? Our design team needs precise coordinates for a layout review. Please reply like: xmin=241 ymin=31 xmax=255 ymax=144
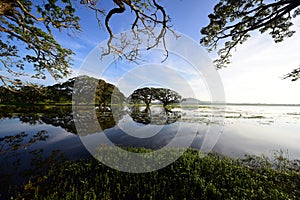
xmin=128 ymin=87 xmax=154 ymax=107
xmin=200 ymin=0 xmax=300 ymax=81
xmin=128 ymin=87 xmax=182 ymax=107
xmin=0 ymin=0 xmax=170 ymax=87
xmin=152 ymin=88 xmax=182 ymax=107
xmin=0 ymin=0 xmax=80 ymax=87
xmin=0 ymin=75 xmax=125 ymax=106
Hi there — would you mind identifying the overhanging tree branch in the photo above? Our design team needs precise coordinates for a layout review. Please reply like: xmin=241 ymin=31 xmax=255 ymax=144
xmin=99 ymin=0 xmax=172 ymax=61
xmin=201 ymin=0 xmax=300 ymax=79
xmin=1 ymin=0 xmax=175 ymax=87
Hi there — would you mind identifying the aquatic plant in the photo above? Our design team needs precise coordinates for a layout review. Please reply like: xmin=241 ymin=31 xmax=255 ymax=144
xmin=7 ymin=148 xmax=300 ymax=200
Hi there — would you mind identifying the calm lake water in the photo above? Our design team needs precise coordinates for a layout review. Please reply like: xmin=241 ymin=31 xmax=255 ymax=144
xmin=1 ymin=104 xmax=300 ymax=191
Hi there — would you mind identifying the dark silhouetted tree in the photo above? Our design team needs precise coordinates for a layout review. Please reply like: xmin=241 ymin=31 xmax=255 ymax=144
xmin=128 ymin=87 xmax=154 ymax=107
xmin=153 ymin=88 xmax=182 ymax=107
xmin=128 ymin=87 xmax=181 ymax=107
xmin=200 ymin=0 xmax=300 ymax=81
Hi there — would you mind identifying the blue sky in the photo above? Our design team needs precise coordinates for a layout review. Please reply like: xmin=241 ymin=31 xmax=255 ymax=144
xmin=4 ymin=1 xmax=300 ymax=104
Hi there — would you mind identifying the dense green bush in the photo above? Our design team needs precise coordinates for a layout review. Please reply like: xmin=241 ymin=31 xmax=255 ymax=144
xmin=10 ymin=148 xmax=300 ymax=199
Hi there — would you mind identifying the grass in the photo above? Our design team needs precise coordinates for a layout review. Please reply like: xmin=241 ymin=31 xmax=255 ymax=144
xmin=7 ymin=147 xmax=300 ymax=200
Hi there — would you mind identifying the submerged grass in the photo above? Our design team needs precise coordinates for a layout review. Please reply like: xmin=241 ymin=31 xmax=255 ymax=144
xmin=8 ymin=148 xmax=300 ymax=200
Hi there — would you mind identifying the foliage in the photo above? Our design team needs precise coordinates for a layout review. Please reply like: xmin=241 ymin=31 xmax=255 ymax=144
xmin=128 ymin=87 xmax=182 ymax=107
xmin=0 ymin=0 xmax=171 ymax=87
xmin=7 ymin=148 xmax=300 ymax=199
xmin=283 ymin=66 xmax=300 ymax=81
xmin=152 ymin=88 xmax=182 ymax=107
xmin=128 ymin=87 xmax=154 ymax=106
xmin=200 ymin=0 xmax=300 ymax=80
xmin=72 ymin=75 xmax=125 ymax=107
xmin=0 ymin=75 xmax=125 ymax=105
xmin=95 ymin=78 xmax=125 ymax=107
xmin=0 ymin=0 xmax=80 ymax=87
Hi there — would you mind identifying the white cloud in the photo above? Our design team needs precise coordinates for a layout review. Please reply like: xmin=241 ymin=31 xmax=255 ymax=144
xmin=218 ymin=18 xmax=300 ymax=104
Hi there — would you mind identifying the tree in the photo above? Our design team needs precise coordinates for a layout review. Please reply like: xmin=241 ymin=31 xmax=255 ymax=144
xmin=128 ymin=87 xmax=182 ymax=107
xmin=0 ymin=86 xmax=14 ymax=103
xmin=0 ymin=0 xmax=80 ymax=87
xmin=200 ymin=0 xmax=300 ymax=81
xmin=19 ymin=85 xmax=40 ymax=104
xmin=0 ymin=0 xmax=171 ymax=87
xmin=128 ymin=87 xmax=154 ymax=107
xmin=152 ymin=88 xmax=181 ymax=107
xmin=45 ymin=78 xmax=74 ymax=103
xmin=94 ymin=79 xmax=125 ymax=108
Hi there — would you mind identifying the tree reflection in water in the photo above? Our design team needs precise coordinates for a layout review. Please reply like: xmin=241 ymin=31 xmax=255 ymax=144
xmin=0 ymin=105 xmax=76 ymax=132
xmin=0 ymin=105 xmax=127 ymax=135
xmin=0 ymin=130 xmax=48 ymax=155
xmin=74 ymin=105 xmax=126 ymax=136
xmin=0 ymin=129 xmax=67 ymax=198
xmin=129 ymin=106 xmax=181 ymax=125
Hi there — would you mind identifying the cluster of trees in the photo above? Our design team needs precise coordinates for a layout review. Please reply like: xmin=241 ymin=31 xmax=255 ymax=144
xmin=128 ymin=87 xmax=182 ymax=107
xmin=0 ymin=75 xmax=125 ymax=106
xmin=0 ymin=76 xmax=183 ymax=109
xmin=0 ymin=78 xmax=75 ymax=104
xmin=71 ymin=75 xmax=125 ymax=107
xmin=0 ymin=86 xmax=46 ymax=104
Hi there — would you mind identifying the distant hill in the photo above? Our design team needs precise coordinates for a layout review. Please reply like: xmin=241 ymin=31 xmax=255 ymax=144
xmin=181 ymin=98 xmax=210 ymax=105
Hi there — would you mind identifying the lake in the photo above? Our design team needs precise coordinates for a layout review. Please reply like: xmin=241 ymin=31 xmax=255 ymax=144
xmin=1 ymin=104 xmax=300 ymax=191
